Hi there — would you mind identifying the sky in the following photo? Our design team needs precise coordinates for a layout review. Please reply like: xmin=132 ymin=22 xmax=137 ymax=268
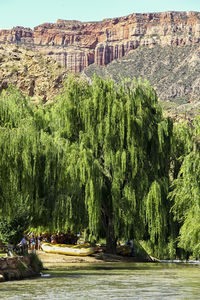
xmin=0 ymin=0 xmax=199 ymax=29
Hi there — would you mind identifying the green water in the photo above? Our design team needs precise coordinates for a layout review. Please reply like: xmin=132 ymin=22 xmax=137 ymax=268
xmin=0 ymin=262 xmax=200 ymax=299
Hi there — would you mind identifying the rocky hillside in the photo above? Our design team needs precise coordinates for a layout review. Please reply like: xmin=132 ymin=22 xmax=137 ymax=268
xmin=0 ymin=45 xmax=68 ymax=102
xmin=0 ymin=11 xmax=199 ymax=73
xmin=82 ymin=44 xmax=200 ymax=106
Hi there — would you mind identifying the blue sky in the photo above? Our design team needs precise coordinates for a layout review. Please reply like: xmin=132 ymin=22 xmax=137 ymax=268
xmin=0 ymin=0 xmax=199 ymax=29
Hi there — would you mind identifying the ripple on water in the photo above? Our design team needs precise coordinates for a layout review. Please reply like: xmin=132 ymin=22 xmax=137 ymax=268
xmin=0 ymin=263 xmax=200 ymax=300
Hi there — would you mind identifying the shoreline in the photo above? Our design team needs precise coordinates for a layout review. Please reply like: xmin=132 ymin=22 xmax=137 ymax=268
xmin=36 ymin=250 xmax=155 ymax=266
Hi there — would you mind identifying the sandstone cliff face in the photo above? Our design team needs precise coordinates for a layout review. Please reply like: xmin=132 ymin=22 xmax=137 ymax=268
xmin=37 ymin=46 xmax=94 ymax=73
xmin=0 ymin=26 xmax=33 ymax=44
xmin=0 ymin=11 xmax=199 ymax=72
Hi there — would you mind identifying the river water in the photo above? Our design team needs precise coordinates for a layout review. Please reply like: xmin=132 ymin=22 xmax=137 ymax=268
xmin=0 ymin=262 xmax=200 ymax=299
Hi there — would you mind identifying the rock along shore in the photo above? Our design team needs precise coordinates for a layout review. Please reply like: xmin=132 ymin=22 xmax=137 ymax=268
xmin=0 ymin=255 xmax=41 ymax=282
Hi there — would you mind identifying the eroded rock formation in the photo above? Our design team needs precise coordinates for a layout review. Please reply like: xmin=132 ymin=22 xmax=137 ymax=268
xmin=0 ymin=11 xmax=199 ymax=73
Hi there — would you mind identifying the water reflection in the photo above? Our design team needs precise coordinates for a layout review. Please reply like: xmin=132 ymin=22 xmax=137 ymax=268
xmin=0 ymin=262 xmax=200 ymax=299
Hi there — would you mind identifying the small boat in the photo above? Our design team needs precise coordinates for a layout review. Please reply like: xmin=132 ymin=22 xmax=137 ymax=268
xmin=41 ymin=242 xmax=95 ymax=256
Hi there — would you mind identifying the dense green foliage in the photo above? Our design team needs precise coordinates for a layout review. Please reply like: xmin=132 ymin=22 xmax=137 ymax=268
xmin=0 ymin=204 xmax=29 ymax=245
xmin=170 ymin=117 xmax=200 ymax=258
xmin=50 ymin=76 xmax=173 ymax=253
xmin=0 ymin=77 xmax=199 ymax=258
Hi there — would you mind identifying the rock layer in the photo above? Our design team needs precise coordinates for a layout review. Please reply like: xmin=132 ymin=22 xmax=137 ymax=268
xmin=0 ymin=11 xmax=199 ymax=72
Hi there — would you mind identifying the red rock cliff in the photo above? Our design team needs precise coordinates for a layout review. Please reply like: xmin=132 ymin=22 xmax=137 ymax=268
xmin=0 ymin=11 xmax=199 ymax=72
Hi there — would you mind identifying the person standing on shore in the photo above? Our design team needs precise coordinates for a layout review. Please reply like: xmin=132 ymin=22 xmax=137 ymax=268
xmin=129 ymin=240 xmax=134 ymax=257
xmin=30 ymin=233 xmax=36 ymax=251
xmin=126 ymin=240 xmax=134 ymax=257
xmin=19 ymin=236 xmax=28 ymax=254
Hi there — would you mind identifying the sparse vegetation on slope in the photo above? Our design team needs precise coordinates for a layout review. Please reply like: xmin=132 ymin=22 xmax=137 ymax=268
xmin=83 ymin=45 xmax=200 ymax=110
xmin=0 ymin=45 xmax=68 ymax=102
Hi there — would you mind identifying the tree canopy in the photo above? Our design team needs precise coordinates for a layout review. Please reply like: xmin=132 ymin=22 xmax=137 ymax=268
xmin=0 ymin=77 xmax=199 ymax=258
xmin=170 ymin=117 xmax=200 ymax=258
xmin=47 ymin=76 xmax=173 ymax=253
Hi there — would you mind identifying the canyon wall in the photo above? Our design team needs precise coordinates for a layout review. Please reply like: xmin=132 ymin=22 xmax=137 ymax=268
xmin=0 ymin=11 xmax=200 ymax=72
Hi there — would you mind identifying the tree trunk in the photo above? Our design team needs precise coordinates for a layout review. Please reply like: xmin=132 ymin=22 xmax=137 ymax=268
xmin=105 ymin=218 xmax=117 ymax=254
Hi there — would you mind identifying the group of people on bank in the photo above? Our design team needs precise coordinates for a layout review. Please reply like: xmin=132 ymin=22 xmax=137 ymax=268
xmin=19 ymin=231 xmax=79 ymax=251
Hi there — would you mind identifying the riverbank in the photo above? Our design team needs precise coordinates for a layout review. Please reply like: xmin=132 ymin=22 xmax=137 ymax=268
xmin=0 ymin=249 xmax=155 ymax=282
xmin=37 ymin=250 xmax=155 ymax=265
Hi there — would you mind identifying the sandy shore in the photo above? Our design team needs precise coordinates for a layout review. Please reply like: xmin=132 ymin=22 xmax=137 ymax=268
xmin=36 ymin=250 xmax=153 ymax=265
xmin=37 ymin=250 xmax=101 ymax=264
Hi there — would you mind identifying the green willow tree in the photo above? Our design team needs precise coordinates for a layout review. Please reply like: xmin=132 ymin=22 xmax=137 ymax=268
xmin=0 ymin=86 xmax=87 ymax=233
xmin=170 ymin=116 xmax=200 ymax=259
xmin=49 ymin=75 xmax=173 ymax=253
xmin=164 ymin=120 xmax=194 ymax=258
xmin=0 ymin=77 xmax=173 ymax=254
